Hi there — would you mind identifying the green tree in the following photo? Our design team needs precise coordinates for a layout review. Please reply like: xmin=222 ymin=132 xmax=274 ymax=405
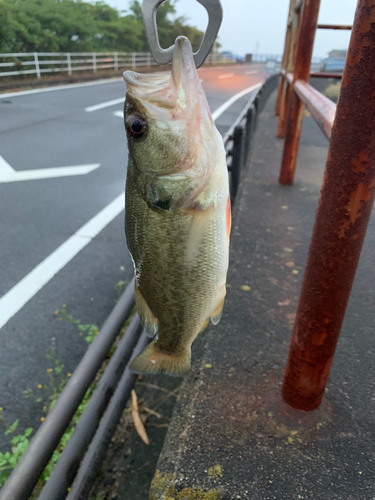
xmin=0 ymin=0 xmax=204 ymax=54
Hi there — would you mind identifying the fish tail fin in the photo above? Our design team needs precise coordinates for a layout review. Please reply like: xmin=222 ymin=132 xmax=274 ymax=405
xmin=130 ymin=343 xmax=191 ymax=376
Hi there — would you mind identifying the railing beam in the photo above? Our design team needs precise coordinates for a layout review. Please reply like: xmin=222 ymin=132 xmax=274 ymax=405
xmin=279 ymin=0 xmax=321 ymax=185
xmin=283 ymin=0 xmax=375 ymax=411
xmin=310 ymin=72 xmax=342 ymax=79
xmin=292 ymin=77 xmax=336 ymax=139
xmin=317 ymin=23 xmax=352 ymax=29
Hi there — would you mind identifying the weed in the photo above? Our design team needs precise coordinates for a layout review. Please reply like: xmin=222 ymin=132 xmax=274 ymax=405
xmin=0 ymin=279 xmax=132 ymax=490
xmin=56 ymin=305 xmax=99 ymax=344
xmin=0 ymin=412 xmax=33 ymax=487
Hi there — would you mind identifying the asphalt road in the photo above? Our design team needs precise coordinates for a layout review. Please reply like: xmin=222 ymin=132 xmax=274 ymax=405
xmin=0 ymin=63 xmax=264 ymax=450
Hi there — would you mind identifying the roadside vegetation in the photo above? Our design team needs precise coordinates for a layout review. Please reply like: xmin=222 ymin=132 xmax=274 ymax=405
xmin=0 ymin=281 xmax=129 ymax=490
xmin=0 ymin=0 xmax=204 ymax=53
xmin=0 ymin=276 xmax=177 ymax=496
xmin=323 ymin=82 xmax=341 ymax=103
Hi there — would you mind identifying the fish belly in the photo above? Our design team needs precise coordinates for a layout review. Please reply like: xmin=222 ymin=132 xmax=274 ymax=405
xmin=125 ymin=169 xmax=229 ymax=374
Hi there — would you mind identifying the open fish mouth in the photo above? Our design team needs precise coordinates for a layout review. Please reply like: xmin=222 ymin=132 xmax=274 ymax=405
xmin=123 ymin=36 xmax=210 ymax=120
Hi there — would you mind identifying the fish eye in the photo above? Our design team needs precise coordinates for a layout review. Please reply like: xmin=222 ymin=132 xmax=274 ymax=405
xmin=127 ymin=115 xmax=147 ymax=140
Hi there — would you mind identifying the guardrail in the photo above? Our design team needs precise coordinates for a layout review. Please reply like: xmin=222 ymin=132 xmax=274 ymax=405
xmin=0 ymin=73 xmax=278 ymax=500
xmin=0 ymin=51 xmax=230 ymax=79
xmin=275 ymin=0 xmax=375 ymax=411
xmin=224 ymin=75 xmax=278 ymax=201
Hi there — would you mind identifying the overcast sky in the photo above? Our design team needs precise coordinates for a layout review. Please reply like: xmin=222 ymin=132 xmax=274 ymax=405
xmin=106 ymin=0 xmax=357 ymax=58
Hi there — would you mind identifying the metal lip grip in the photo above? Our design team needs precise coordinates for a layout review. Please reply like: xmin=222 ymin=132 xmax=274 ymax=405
xmin=142 ymin=0 xmax=223 ymax=68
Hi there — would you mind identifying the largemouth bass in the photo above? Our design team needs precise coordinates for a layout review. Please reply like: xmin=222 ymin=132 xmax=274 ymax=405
xmin=124 ymin=36 xmax=231 ymax=375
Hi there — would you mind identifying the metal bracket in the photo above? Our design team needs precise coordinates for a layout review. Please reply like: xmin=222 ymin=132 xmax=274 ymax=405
xmin=142 ymin=0 xmax=223 ymax=68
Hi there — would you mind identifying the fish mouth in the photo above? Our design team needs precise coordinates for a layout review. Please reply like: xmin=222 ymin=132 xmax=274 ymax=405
xmin=123 ymin=37 xmax=209 ymax=118
xmin=123 ymin=71 xmax=173 ymax=108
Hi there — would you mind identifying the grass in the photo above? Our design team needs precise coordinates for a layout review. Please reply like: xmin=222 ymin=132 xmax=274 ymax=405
xmin=0 ymin=280 xmax=132 ymax=490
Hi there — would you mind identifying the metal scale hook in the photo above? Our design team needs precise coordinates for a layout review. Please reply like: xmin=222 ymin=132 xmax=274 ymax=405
xmin=141 ymin=0 xmax=223 ymax=68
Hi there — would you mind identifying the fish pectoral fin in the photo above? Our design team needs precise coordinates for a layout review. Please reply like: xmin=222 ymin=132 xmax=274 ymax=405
xmin=145 ymin=182 xmax=172 ymax=212
xmin=210 ymin=296 xmax=226 ymax=326
xmin=130 ymin=342 xmax=191 ymax=376
xmin=134 ymin=283 xmax=158 ymax=338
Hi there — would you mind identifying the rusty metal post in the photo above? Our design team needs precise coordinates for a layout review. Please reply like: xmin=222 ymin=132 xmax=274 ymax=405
xmin=276 ymin=3 xmax=300 ymax=138
xmin=282 ymin=0 xmax=375 ymax=411
xmin=277 ymin=82 xmax=291 ymax=138
xmin=279 ymin=0 xmax=321 ymax=184
xmin=275 ymin=77 xmax=285 ymax=117
xmin=275 ymin=0 xmax=295 ymax=116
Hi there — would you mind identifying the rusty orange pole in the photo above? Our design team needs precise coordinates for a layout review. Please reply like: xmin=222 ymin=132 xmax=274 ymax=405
xmin=276 ymin=2 xmax=300 ymax=138
xmin=277 ymin=82 xmax=290 ymax=138
xmin=275 ymin=0 xmax=295 ymax=116
xmin=282 ymin=0 xmax=375 ymax=411
xmin=278 ymin=0 xmax=321 ymax=184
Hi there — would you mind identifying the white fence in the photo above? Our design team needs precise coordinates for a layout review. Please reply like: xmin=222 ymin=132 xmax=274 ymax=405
xmin=0 ymin=51 xmax=224 ymax=79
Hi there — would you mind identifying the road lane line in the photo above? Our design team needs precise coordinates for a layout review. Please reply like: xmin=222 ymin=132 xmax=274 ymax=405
xmin=0 ymin=193 xmax=125 ymax=330
xmin=0 ymin=155 xmax=100 ymax=183
xmin=218 ymin=73 xmax=235 ymax=80
xmin=0 ymin=78 xmax=124 ymax=99
xmin=114 ymin=110 xmax=124 ymax=118
xmin=211 ymin=83 xmax=262 ymax=121
xmin=245 ymin=70 xmax=259 ymax=75
xmin=85 ymin=97 xmax=124 ymax=112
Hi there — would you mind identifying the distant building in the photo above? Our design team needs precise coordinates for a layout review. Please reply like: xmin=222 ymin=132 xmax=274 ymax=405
xmin=220 ymin=51 xmax=234 ymax=60
xmin=327 ymin=50 xmax=347 ymax=59
xmin=220 ymin=51 xmax=244 ymax=64
xmin=321 ymin=49 xmax=347 ymax=72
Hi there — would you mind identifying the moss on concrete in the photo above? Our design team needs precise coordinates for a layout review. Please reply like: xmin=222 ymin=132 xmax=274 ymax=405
xmin=207 ymin=465 xmax=223 ymax=481
xmin=149 ymin=470 xmax=218 ymax=500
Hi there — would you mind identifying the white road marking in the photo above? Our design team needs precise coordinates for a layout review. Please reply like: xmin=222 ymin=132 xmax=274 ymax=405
xmin=0 ymin=155 xmax=100 ymax=183
xmin=85 ymin=97 xmax=124 ymax=112
xmin=0 ymin=80 xmax=262 ymax=329
xmin=211 ymin=83 xmax=262 ymax=121
xmin=0 ymin=78 xmax=123 ymax=100
xmin=218 ymin=73 xmax=235 ymax=80
xmin=0 ymin=193 xmax=125 ymax=330
xmin=114 ymin=110 xmax=124 ymax=118
xmin=245 ymin=70 xmax=259 ymax=75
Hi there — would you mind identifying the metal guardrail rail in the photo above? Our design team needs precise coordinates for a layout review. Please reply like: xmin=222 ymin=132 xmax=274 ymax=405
xmin=0 ymin=73 xmax=278 ymax=500
xmin=0 ymin=51 xmax=231 ymax=79
xmin=224 ymin=75 xmax=278 ymax=201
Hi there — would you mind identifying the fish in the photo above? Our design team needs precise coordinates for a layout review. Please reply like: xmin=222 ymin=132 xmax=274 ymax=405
xmin=123 ymin=36 xmax=231 ymax=375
